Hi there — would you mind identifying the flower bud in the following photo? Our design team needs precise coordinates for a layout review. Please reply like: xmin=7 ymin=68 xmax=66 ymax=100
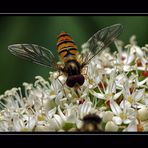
xmin=105 ymin=121 xmax=119 ymax=131
xmin=138 ymin=107 xmax=148 ymax=121
xmin=102 ymin=111 xmax=114 ymax=123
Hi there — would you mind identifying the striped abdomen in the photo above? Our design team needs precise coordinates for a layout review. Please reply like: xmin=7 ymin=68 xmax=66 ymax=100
xmin=57 ymin=32 xmax=77 ymax=63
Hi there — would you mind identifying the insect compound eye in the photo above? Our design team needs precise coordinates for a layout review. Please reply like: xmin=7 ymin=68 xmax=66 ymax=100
xmin=66 ymin=77 xmax=75 ymax=88
xmin=66 ymin=74 xmax=85 ymax=88
xmin=77 ymin=74 xmax=85 ymax=86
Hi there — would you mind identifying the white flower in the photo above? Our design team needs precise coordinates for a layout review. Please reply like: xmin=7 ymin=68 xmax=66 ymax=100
xmin=110 ymin=99 xmax=136 ymax=125
xmin=123 ymin=120 xmax=137 ymax=132
xmin=90 ymin=70 xmax=122 ymax=102
xmin=12 ymin=114 xmax=36 ymax=131
xmin=79 ymin=101 xmax=93 ymax=119
xmin=0 ymin=35 xmax=147 ymax=132
xmin=122 ymin=78 xmax=145 ymax=108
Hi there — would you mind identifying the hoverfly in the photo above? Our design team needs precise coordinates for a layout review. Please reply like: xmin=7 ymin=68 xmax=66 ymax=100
xmin=8 ymin=24 xmax=123 ymax=89
xmin=78 ymin=113 xmax=103 ymax=132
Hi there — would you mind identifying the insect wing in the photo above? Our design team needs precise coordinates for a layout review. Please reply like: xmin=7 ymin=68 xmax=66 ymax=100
xmin=8 ymin=44 xmax=59 ymax=70
xmin=82 ymin=24 xmax=123 ymax=65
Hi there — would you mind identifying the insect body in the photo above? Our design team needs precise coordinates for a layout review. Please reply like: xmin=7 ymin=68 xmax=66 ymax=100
xmin=8 ymin=24 xmax=123 ymax=88
xmin=57 ymin=32 xmax=84 ymax=87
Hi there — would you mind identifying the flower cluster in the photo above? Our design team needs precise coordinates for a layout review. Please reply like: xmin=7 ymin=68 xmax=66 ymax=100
xmin=0 ymin=35 xmax=147 ymax=132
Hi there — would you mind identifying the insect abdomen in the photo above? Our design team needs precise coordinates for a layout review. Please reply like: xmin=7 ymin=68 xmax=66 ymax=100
xmin=57 ymin=32 xmax=77 ymax=63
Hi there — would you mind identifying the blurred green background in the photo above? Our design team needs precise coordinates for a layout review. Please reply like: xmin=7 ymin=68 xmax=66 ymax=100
xmin=0 ymin=16 xmax=148 ymax=94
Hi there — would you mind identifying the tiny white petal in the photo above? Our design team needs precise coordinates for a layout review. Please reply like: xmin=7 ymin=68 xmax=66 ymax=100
xmin=137 ymin=67 xmax=146 ymax=71
xmin=79 ymin=101 xmax=92 ymax=119
xmin=144 ymin=44 xmax=148 ymax=48
xmin=135 ymin=46 xmax=143 ymax=57
xmin=52 ymin=114 xmax=64 ymax=129
xmin=133 ymin=89 xmax=145 ymax=101
xmin=76 ymin=119 xmax=83 ymax=129
xmin=112 ymin=116 xmax=122 ymax=125
xmin=123 ymin=65 xmax=132 ymax=71
xmin=49 ymin=94 xmax=56 ymax=100
xmin=129 ymin=35 xmax=137 ymax=45
xmin=32 ymin=89 xmax=43 ymax=99
xmin=125 ymin=44 xmax=131 ymax=49
xmin=115 ymin=73 xmax=126 ymax=82
xmin=28 ymin=116 xmax=36 ymax=130
xmin=126 ymin=54 xmax=135 ymax=65
xmin=120 ymin=100 xmax=131 ymax=109
xmin=137 ymin=77 xmax=148 ymax=87
xmin=58 ymin=106 xmax=66 ymax=121
xmin=113 ymin=91 xmax=122 ymax=100
xmin=89 ymin=90 xmax=104 ymax=99
xmin=104 ymin=68 xmax=113 ymax=74
xmin=13 ymin=117 xmax=22 ymax=131
xmin=67 ymin=112 xmax=77 ymax=123
xmin=35 ymin=125 xmax=51 ymax=131
xmin=83 ymin=102 xmax=92 ymax=114
xmin=125 ymin=120 xmax=137 ymax=131
xmin=47 ymin=107 xmax=56 ymax=118
xmin=123 ymin=119 xmax=131 ymax=124
xmin=110 ymin=100 xmax=122 ymax=115
xmin=99 ymin=106 xmax=107 ymax=112
xmin=126 ymin=108 xmax=136 ymax=119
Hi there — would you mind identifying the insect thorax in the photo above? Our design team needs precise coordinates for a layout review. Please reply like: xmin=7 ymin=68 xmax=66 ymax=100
xmin=64 ymin=60 xmax=85 ymax=88
xmin=64 ymin=60 xmax=81 ymax=76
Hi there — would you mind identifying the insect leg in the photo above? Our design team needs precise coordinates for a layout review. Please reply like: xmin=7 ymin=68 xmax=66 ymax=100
xmin=55 ymin=72 xmax=67 ymax=97
xmin=82 ymin=65 xmax=88 ymax=76
xmin=74 ymin=86 xmax=81 ymax=98
xmin=82 ymin=65 xmax=92 ymax=84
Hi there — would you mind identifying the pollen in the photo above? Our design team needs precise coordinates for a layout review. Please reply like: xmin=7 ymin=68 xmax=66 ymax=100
xmin=37 ymin=114 xmax=46 ymax=121
xmin=119 ymin=112 xmax=126 ymax=120
xmin=128 ymin=96 xmax=133 ymax=103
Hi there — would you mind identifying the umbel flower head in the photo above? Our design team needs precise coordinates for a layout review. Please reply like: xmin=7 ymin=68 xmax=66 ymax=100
xmin=0 ymin=35 xmax=148 ymax=132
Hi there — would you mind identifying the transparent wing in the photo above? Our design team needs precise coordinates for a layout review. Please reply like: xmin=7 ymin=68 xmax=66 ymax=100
xmin=82 ymin=24 xmax=123 ymax=66
xmin=8 ymin=44 xmax=59 ymax=70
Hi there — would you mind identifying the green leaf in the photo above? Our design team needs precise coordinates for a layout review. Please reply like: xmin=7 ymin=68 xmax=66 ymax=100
xmin=63 ymin=122 xmax=75 ymax=131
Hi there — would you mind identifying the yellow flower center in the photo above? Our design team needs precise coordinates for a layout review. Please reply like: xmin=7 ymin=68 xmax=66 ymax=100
xmin=105 ymin=93 xmax=114 ymax=100
xmin=0 ymin=114 xmax=4 ymax=121
xmin=128 ymin=96 xmax=133 ymax=103
xmin=89 ymin=78 xmax=94 ymax=85
xmin=20 ymin=128 xmax=29 ymax=132
xmin=37 ymin=114 xmax=45 ymax=121
xmin=119 ymin=112 xmax=126 ymax=120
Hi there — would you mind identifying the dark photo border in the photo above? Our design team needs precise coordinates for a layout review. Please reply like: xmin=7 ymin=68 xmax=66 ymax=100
xmin=0 ymin=12 xmax=148 ymax=147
